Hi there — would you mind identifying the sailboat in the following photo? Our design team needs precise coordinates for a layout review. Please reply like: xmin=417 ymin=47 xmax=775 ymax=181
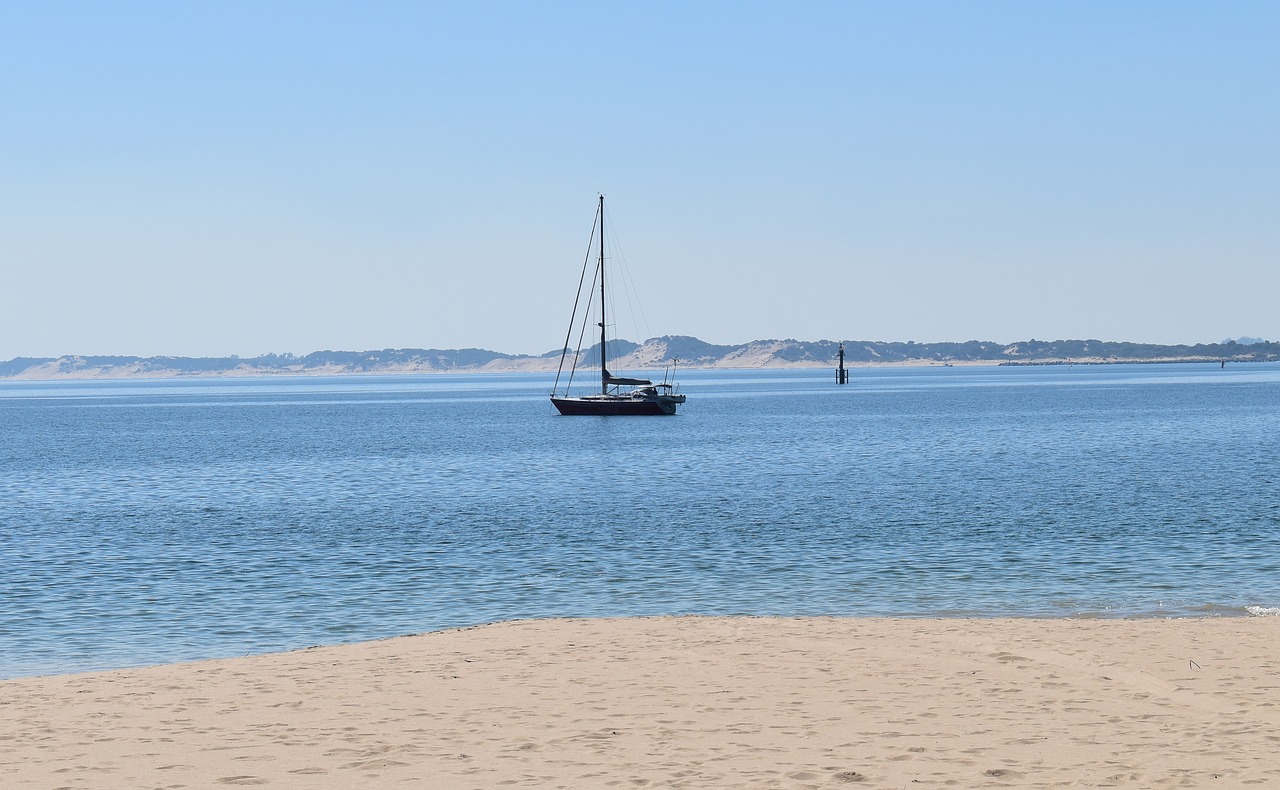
xmin=550 ymin=194 xmax=686 ymax=416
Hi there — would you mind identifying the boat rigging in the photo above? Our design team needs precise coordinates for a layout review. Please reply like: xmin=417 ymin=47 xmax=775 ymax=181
xmin=550 ymin=194 xmax=686 ymax=416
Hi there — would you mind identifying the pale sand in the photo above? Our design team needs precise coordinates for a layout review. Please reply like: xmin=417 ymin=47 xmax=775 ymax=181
xmin=3 ymin=617 xmax=1278 ymax=789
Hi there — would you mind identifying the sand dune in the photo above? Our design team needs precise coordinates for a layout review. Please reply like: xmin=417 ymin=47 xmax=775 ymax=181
xmin=3 ymin=616 xmax=1278 ymax=788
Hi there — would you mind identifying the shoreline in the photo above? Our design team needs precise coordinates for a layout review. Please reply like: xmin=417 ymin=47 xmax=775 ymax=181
xmin=0 ymin=355 xmax=1267 ymax=382
xmin=6 ymin=606 xmax=1276 ymax=683
xmin=4 ymin=615 xmax=1278 ymax=787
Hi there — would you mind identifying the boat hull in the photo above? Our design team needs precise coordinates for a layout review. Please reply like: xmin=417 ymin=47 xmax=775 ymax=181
xmin=551 ymin=394 xmax=684 ymax=416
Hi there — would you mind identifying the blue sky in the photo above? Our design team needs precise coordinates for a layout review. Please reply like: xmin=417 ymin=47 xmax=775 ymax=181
xmin=2 ymin=1 xmax=1276 ymax=358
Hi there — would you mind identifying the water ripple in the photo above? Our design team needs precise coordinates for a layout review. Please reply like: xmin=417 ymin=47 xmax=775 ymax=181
xmin=2 ymin=365 xmax=1279 ymax=677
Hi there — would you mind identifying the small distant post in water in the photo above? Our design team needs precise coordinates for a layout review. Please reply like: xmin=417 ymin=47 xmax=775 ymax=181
xmin=836 ymin=342 xmax=849 ymax=384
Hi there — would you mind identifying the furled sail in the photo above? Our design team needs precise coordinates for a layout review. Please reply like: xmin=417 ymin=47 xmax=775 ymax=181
xmin=603 ymin=368 xmax=652 ymax=386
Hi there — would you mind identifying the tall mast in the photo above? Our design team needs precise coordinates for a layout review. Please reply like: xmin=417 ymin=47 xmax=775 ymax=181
xmin=598 ymin=193 xmax=607 ymax=394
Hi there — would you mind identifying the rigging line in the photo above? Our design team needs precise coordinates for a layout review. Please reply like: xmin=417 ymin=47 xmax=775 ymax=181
xmin=567 ymin=259 xmax=601 ymax=392
xmin=553 ymin=202 xmax=603 ymax=394
xmin=602 ymin=204 xmax=651 ymax=354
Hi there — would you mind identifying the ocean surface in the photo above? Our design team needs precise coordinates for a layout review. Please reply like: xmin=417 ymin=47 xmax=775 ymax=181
xmin=2 ymin=364 xmax=1278 ymax=678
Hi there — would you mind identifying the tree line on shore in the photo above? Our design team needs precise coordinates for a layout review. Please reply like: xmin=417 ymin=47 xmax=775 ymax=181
xmin=2 ymin=336 xmax=1276 ymax=378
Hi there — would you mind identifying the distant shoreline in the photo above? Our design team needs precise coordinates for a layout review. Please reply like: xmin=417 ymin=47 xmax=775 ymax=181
xmin=0 ymin=356 xmax=1267 ymax=382
xmin=2 ymin=335 xmax=1275 ymax=381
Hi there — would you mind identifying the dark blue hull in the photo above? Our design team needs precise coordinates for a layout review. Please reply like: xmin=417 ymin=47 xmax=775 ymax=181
xmin=550 ymin=394 xmax=683 ymax=415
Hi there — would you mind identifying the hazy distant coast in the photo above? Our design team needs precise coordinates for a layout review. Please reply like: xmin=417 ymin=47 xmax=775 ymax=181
xmin=2 ymin=336 xmax=1276 ymax=380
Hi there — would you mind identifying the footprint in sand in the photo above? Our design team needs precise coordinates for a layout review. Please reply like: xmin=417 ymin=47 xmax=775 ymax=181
xmin=984 ymin=768 xmax=1025 ymax=779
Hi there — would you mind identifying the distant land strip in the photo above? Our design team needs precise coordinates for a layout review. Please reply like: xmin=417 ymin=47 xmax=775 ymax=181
xmin=2 ymin=336 xmax=1277 ymax=380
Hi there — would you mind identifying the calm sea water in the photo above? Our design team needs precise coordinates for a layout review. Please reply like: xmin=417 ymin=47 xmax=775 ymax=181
xmin=2 ymin=364 xmax=1278 ymax=678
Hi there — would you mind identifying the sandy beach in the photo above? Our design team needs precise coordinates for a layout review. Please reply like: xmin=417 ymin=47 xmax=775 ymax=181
xmin=2 ymin=616 xmax=1277 ymax=788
